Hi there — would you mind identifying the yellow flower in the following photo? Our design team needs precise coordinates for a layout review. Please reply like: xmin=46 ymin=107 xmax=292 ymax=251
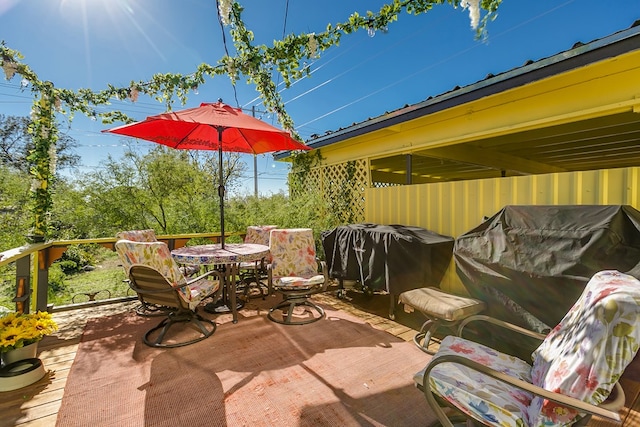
xmin=0 ymin=326 xmax=23 ymax=347
xmin=0 ymin=312 xmax=18 ymax=328
xmin=0 ymin=311 xmax=58 ymax=352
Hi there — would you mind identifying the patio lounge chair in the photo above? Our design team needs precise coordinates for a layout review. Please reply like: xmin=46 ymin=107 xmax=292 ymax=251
xmin=115 ymin=229 xmax=168 ymax=316
xmin=267 ymin=228 xmax=330 ymax=325
xmin=115 ymin=239 xmax=221 ymax=348
xmin=414 ymin=269 xmax=640 ymax=426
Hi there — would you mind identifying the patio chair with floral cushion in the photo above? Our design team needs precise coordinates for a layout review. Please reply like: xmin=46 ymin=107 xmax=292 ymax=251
xmin=115 ymin=230 xmax=165 ymax=317
xmin=115 ymin=239 xmax=221 ymax=348
xmin=414 ymin=269 xmax=640 ymax=427
xmin=237 ymin=225 xmax=278 ymax=299
xmin=267 ymin=228 xmax=330 ymax=325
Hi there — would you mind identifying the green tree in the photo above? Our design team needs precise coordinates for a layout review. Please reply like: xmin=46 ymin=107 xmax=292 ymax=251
xmin=0 ymin=114 xmax=79 ymax=174
xmin=0 ymin=114 xmax=80 ymax=246
xmin=1 ymin=1 xmax=503 ymax=239
xmin=75 ymin=144 xmax=247 ymax=236
xmin=49 ymin=179 xmax=99 ymax=239
xmin=0 ymin=166 xmax=30 ymax=249
xmin=226 ymin=191 xmax=340 ymax=251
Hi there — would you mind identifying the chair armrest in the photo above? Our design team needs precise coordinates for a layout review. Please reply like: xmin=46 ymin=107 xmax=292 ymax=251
xmin=317 ymin=259 xmax=330 ymax=290
xmin=421 ymin=354 xmax=623 ymax=427
xmin=186 ymin=269 xmax=223 ymax=286
xmin=128 ymin=279 xmax=190 ymax=295
xmin=457 ymin=314 xmax=548 ymax=341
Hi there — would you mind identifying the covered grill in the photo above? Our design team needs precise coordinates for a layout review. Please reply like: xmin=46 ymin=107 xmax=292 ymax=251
xmin=321 ymin=223 xmax=454 ymax=317
xmin=454 ymin=205 xmax=640 ymax=332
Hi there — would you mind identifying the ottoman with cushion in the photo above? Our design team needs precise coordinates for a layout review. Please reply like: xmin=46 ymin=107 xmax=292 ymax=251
xmin=399 ymin=287 xmax=485 ymax=354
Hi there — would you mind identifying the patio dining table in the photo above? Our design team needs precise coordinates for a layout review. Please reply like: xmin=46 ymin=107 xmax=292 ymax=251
xmin=171 ymin=243 xmax=270 ymax=323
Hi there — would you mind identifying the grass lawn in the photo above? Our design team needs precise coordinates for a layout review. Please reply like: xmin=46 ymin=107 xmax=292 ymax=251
xmin=0 ymin=248 xmax=130 ymax=310
xmin=54 ymin=249 xmax=130 ymax=306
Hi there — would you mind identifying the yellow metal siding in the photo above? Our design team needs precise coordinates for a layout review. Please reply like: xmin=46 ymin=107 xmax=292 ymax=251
xmin=365 ymin=167 xmax=640 ymax=294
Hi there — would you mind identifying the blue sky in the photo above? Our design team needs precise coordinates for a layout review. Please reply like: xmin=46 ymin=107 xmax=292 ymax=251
xmin=0 ymin=0 xmax=638 ymax=194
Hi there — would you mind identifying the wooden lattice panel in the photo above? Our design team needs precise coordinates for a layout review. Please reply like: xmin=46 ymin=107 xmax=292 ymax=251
xmin=290 ymin=160 xmax=367 ymax=224
xmin=289 ymin=168 xmax=322 ymax=197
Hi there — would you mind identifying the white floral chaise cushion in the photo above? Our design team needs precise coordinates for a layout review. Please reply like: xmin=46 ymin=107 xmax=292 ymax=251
xmin=528 ymin=270 xmax=640 ymax=425
xmin=416 ymin=335 xmax=534 ymax=425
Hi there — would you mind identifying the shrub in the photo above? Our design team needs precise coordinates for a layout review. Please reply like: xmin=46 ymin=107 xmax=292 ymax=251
xmin=48 ymin=263 xmax=67 ymax=295
xmin=58 ymin=244 xmax=96 ymax=274
xmin=56 ymin=260 xmax=78 ymax=275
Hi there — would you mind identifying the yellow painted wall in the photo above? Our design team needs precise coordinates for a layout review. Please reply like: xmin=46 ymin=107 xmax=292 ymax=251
xmin=365 ymin=166 xmax=640 ymax=294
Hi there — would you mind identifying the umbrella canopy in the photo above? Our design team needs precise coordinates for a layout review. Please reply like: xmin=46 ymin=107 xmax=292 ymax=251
xmin=104 ymin=101 xmax=311 ymax=247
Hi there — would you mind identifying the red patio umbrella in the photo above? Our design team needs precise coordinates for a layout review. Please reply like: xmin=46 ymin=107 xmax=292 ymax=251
xmin=104 ymin=101 xmax=311 ymax=248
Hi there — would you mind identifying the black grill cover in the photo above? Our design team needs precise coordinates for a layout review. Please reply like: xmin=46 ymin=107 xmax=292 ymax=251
xmin=321 ymin=223 xmax=454 ymax=295
xmin=455 ymin=205 xmax=640 ymax=331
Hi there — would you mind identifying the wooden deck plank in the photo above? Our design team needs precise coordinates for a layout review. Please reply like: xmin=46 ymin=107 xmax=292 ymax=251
xmin=2 ymin=380 xmax=65 ymax=410
xmin=2 ymin=400 xmax=63 ymax=427
xmin=15 ymin=414 xmax=58 ymax=427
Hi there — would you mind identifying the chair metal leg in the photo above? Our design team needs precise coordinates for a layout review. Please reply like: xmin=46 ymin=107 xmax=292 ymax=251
xmin=414 ymin=318 xmax=441 ymax=354
xmin=239 ymin=275 xmax=268 ymax=300
xmin=143 ymin=309 xmax=216 ymax=348
xmin=267 ymin=296 xmax=325 ymax=325
xmin=135 ymin=302 xmax=175 ymax=317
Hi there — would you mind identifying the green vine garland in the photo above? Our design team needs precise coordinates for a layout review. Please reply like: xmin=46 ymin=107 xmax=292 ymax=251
xmin=0 ymin=0 xmax=501 ymax=240
xmin=27 ymin=84 xmax=58 ymax=240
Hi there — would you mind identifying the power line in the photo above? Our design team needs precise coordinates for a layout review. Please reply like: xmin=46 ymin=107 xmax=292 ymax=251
xmin=292 ymin=1 xmax=576 ymax=131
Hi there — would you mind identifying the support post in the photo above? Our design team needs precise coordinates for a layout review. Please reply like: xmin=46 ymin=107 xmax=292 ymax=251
xmin=35 ymin=249 xmax=50 ymax=312
xmin=15 ymin=256 xmax=31 ymax=314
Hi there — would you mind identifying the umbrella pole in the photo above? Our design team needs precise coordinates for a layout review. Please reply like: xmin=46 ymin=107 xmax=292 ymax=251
xmin=217 ymin=128 xmax=225 ymax=249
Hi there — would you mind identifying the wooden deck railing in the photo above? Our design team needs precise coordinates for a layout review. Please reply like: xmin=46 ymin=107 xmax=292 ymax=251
xmin=0 ymin=231 xmax=245 ymax=314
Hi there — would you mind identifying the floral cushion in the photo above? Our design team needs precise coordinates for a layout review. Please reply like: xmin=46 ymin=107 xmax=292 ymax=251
xmin=115 ymin=240 xmax=218 ymax=310
xmin=269 ymin=228 xmax=323 ymax=288
xmin=240 ymin=225 xmax=278 ymax=268
xmin=275 ymin=275 xmax=326 ymax=290
xmin=418 ymin=270 xmax=640 ymax=427
xmin=115 ymin=229 xmax=158 ymax=242
xmin=115 ymin=229 xmax=200 ymax=276
xmin=528 ymin=270 xmax=640 ymax=426
xmin=245 ymin=225 xmax=278 ymax=245
xmin=419 ymin=335 xmax=534 ymax=426
xmin=186 ymin=279 xmax=219 ymax=304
